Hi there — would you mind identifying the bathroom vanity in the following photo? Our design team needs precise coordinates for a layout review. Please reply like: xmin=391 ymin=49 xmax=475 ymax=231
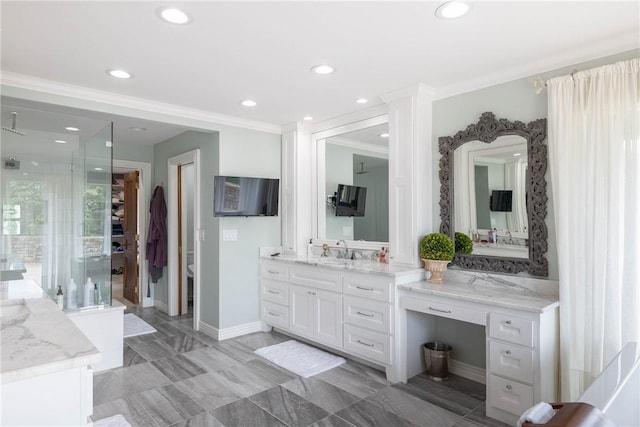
xmin=0 ymin=279 xmax=100 ymax=426
xmin=260 ymin=256 xmax=559 ymax=425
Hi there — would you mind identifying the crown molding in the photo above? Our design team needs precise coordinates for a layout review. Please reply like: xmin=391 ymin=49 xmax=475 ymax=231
xmin=1 ymin=71 xmax=282 ymax=134
xmin=433 ymin=31 xmax=640 ymax=100
xmin=380 ymin=82 xmax=436 ymax=104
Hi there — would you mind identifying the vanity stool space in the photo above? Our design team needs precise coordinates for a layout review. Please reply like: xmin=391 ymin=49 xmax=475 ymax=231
xmin=259 ymin=256 xmax=423 ymax=382
xmin=398 ymin=281 xmax=559 ymax=426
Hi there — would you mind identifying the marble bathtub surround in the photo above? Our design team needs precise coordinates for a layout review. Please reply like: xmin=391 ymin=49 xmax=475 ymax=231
xmin=1 ymin=296 xmax=100 ymax=384
xmin=93 ymin=302 xmax=508 ymax=427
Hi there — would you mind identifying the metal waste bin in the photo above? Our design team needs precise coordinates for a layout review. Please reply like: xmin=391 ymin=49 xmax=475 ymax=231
xmin=423 ymin=342 xmax=452 ymax=381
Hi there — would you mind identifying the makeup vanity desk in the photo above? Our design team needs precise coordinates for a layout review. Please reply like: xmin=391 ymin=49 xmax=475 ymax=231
xmin=396 ymin=273 xmax=559 ymax=425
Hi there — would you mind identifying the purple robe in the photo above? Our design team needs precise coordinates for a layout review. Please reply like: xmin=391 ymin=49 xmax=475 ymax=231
xmin=147 ymin=185 xmax=167 ymax=284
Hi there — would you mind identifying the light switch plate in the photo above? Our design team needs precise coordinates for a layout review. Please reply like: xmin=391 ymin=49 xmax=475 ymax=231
xmin=223 ymin=229 xmax=238 ymax=241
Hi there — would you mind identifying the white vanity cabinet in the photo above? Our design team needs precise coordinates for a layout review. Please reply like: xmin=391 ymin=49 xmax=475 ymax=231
xmin=290 ymin=284 xmax=343 ymax=348
xmin=260 ymin=261 xmax=290 ymax=329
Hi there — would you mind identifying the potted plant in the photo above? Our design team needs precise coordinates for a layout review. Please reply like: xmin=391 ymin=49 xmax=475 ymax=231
xmin=454 ymin=232 xmax=473 ymax=254
xmin=419 ymin=233 xmax=455 ymax=283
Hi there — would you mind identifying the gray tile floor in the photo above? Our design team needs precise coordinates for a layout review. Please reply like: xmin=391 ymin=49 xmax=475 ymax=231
xmin=94 ymin=303 xmax=509 ymax=427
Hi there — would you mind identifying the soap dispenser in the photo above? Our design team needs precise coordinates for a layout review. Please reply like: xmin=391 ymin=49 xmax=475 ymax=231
xmin=66 ymin=278 xmax=77 ymax=309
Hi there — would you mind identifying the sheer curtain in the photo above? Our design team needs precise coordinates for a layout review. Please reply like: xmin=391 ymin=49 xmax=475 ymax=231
xmin=548 ymin=58 xmax=640 ymax=400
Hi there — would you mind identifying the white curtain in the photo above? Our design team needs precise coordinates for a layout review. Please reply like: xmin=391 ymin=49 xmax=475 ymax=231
xmin=548 ymin=58 xmax=640 ymax=400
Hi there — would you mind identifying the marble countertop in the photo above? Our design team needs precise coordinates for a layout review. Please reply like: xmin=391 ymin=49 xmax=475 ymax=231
xmin=398 ymin=269 xmax=559 ymax=313
xmin=1 ymin=283 xmax=101 ymax=384
xmin=261 ymin=254 xmax=424 ymax=277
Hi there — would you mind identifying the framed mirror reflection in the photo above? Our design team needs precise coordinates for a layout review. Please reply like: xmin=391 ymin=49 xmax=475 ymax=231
xmin=439 ymin=112 xmax=549 ymax=276
xmin=313 ymin=115 xmax=389 ymax=248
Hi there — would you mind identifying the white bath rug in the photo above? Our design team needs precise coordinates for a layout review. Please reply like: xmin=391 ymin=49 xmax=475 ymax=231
xmin=93 ymin=414 xmax=132 ymax=427
xmin=123 ymin=313 xmax=156 ymax=338
xmin=254 ymin=340 xmax=346 ymax=378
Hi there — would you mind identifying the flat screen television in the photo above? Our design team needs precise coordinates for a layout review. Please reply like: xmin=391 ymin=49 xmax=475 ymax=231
xmin=490 ymin=190 xmax=513 ymax=212
xmin=335 ymin=184 xmax=367 ymax=217
xmin=214 ymin=176 xmax=279 ymax=217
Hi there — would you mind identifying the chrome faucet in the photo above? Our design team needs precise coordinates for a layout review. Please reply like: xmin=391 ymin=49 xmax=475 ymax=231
xmin=336 ymin=240 xmax=349 ymax=259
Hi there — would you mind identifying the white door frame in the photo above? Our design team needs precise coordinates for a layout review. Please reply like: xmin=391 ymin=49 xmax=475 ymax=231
xmin=167 ymin=149 xmax=201 ymax=330
xmin=112 ymin=159 xmax=153 ymax=308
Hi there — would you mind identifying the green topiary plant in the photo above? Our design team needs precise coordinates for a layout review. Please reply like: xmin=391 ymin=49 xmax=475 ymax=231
xmin=419 ymin=233 xmax=455 ymax=261
xmin=454 ymin=232 xmax=473 ymax=254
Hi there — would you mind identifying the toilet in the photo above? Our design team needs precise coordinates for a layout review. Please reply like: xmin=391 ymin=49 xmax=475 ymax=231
xmin=186 ymin=251 xmax=194 ymax=302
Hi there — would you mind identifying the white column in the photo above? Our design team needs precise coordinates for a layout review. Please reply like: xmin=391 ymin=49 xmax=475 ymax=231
xmin=382 ymin=84 xmax=434 ymax=266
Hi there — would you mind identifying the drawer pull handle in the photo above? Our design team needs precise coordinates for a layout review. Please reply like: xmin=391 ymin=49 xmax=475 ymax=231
xmin=506 ymin=384 xmax=512 ymax=390
xmin=268 ymin=312 xmax=280 ymax=317
xmin=428 ymin=306 xmax=452 ymax=314
xmin=505 ymin=320 xmax=512 ymax=325
xmin=357 ymin=340 xmax=374 ymax=347
xmin=356 ymin=311 xmax=374 ymax=318
xmin=308 ymin=291 xmax=316 ymax=295
xmin=267 ymin=270 xmax=280 ymax=275
xmin=356 ymin=286 xmax=375 ymax=292
xmin=505 ymin=350 xmax=512 ymax=355
xmin=267 ymin=290 xmax=280 ymax=294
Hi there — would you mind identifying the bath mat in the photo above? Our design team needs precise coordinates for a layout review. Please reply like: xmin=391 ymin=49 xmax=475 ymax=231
xmin=93 ymin=414 xmax=132 ymax=427
xmin=254 ymin=340 xmax=346 ymax=378
xmin=123 ymin=313 xmax=156 ymax=338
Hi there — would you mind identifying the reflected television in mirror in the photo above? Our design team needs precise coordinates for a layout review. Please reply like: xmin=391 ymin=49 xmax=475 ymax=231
xmin=335 ymin=184 xmax=367 ymax=217
xmin=490 ymin=190 xmax=513 ymax=212
xmin=213 ymin=176 xmax=279 ymax=217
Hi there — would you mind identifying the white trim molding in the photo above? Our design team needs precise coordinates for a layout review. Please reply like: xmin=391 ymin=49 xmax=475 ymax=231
xmin=198 ymin=320 xmax=264 ymax=341
xmin=449 ymin=359 xmax=486 ymax=385
xmin=1 ymin=72 xmax=282 ymax=134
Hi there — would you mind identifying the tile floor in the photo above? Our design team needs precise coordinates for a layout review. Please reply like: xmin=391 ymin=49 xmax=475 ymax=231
xmin=93 ymin=302 xmax=509 ymax=427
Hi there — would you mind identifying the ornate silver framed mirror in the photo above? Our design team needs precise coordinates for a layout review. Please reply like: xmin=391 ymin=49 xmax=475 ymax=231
xmin=438 ymin=112 xmax=549 ymax=276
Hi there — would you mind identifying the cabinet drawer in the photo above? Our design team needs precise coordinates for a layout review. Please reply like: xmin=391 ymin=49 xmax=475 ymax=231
xmin=290 ymin=266 xmax=342 ymax=293
xmin=489 ymin=313 xmax=534 ymax=347
xmin=260 ymin=262 xmax=289 ymax=282
xmin=488 ymin=374 xmax=534 ymax=417
xmin=343 ymin=296 xmax=392 ymax=335
xmin=399 ymin=296 xmax=486 ymax=325
xmin=262 ymin=301 xmax=289 ymax=329
xmin=343 ymin=274 xmax=392 ymax=303
xmin=489 ymin=341 xmax=534 ymax=384
xmin=343 ymin=324 xmax=392 ymax=365
xmin=261 ymin=279 xmax=289 ymax=306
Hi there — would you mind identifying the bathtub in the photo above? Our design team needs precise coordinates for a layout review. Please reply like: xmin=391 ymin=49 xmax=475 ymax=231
xmin=578 ymin=341 xmax=640 ymax=427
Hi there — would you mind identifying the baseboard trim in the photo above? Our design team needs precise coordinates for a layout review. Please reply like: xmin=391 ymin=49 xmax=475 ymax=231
xmin=197 ymin=320 xmax=264 ymax=341
xmin=153 ymin=300 xmax=169 ymax=314
xmin=449 ymin=359 xmax=486 ymax=384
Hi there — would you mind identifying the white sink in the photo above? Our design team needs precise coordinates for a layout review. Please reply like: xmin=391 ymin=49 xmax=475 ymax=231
xmin=0 ymin=302 xmax=29 ymax=319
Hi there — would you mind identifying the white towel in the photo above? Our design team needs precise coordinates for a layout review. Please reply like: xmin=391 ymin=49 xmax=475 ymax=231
xmin=517 ymin=402 xmax=555 ymax=427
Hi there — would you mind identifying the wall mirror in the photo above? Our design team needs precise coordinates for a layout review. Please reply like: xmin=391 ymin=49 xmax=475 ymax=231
xmin=439 ymin=112 xmax=549 ymax=276
xmin=313 ymin=115 xmax=389 ymax=248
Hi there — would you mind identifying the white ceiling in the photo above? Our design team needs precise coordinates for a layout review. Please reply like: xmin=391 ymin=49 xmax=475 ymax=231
xmin=1 ymin=1 xmax=639 ymax=145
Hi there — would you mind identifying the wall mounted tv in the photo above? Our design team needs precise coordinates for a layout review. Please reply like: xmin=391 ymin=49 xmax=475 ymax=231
xmin=490 ymin=190 xmax=513 ymax=212
xmin=335 ymin=184 xmax=367 ymax=217
xmin=214 ymin=176 xmax=279 ymax=217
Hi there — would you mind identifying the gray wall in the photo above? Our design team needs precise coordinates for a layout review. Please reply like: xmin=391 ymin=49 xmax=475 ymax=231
xmin=429 ymin=48 xmax=639 ymax=369
xmin=153 ymin=130 xmax=221 ymax=327
xmin=113 ymin=143 xmax=153 ymax=164
xmin=217 ymin=124 xmax=281 ymax=329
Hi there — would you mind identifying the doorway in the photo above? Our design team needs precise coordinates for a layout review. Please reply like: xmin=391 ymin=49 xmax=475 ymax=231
xmin=111 ymin=160 xmax=152 ymax=308
xmin=167 ymin=150 xmax=201 ymax=329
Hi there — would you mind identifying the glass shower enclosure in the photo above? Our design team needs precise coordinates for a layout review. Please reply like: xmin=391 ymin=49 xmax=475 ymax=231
xmin=1 ymin=100 xmax=113 ymax=310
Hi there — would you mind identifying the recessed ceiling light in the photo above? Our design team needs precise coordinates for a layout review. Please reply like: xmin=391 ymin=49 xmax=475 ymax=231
xmin=356 ymin=98 xmax=368 ymax=104
xmin=65 ymin=126 xmax=79 ymax=131
xmin=311 ymin=64 xmax=335 ymax=75
xmin=380 ymin=133 xmax=390 ymax=138
xmin=107 ymin=69 xmax=132 ymax=79
xmin=31 ymin=161 xmax=39 ymax=166
xmin=303 ymin=116 xmax=313 ymax=121
xmin=241 ymin=99 xmax=257 ymax=107
xmin=55 ymin=140 xmax=67 ymax=144
xmin=94 ymin=167 xmax=103 ymax=171
xmin=158 ymin=7 xmax=190 ymax=24
xmin=129 ymin=126 xmax=147 ymax=132
xmin=435 ymin=1 xmax=470 ymax=19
